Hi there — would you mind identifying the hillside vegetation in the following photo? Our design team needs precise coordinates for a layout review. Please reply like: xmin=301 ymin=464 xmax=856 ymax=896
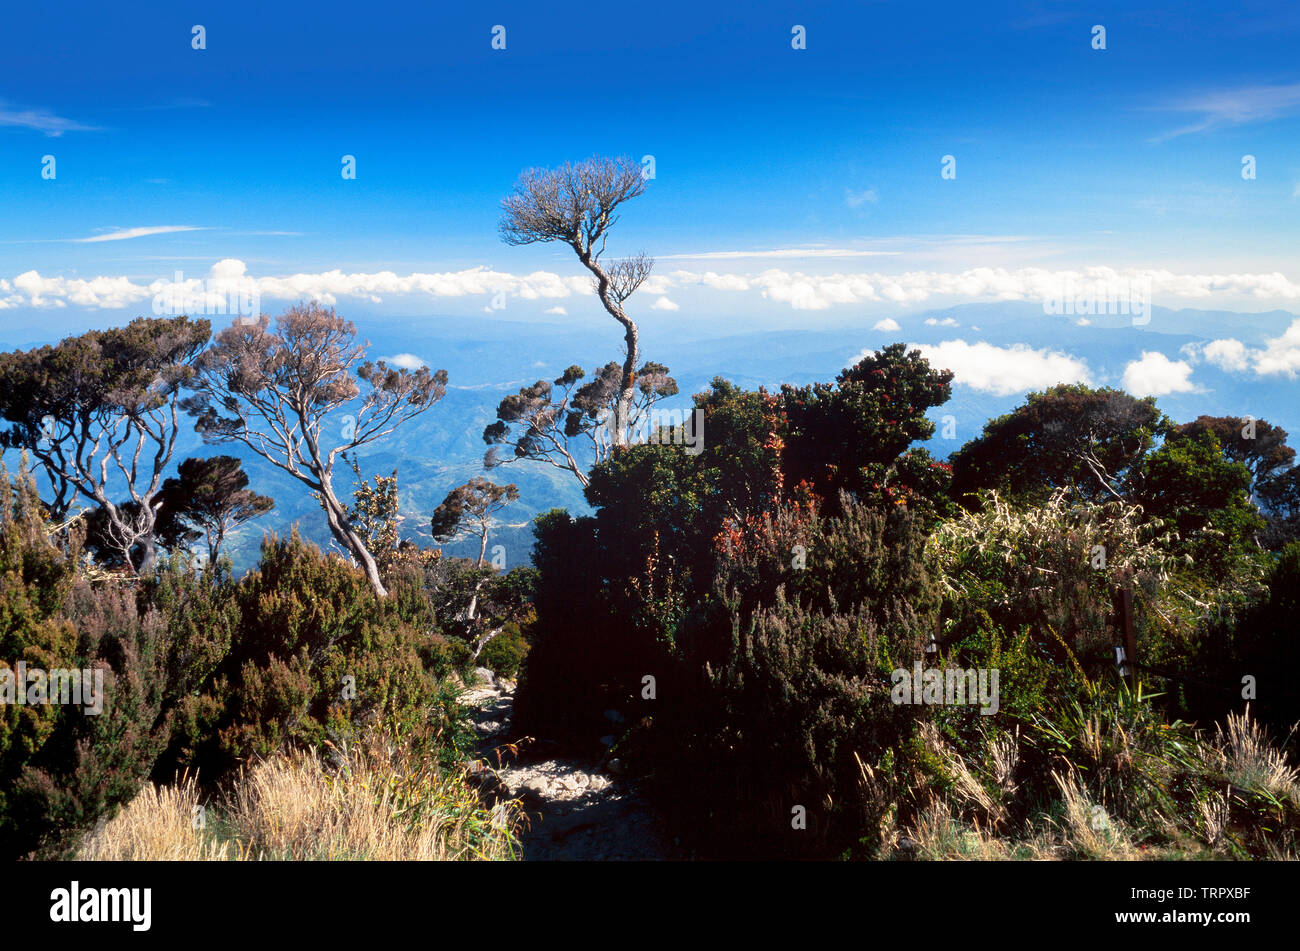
xmin=1 ymin=299 xmax=1298 ymax=861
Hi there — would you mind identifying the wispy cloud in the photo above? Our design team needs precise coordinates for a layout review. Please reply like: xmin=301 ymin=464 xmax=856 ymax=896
xmin=845 ymin=187 xmax=879 ymax=209
xmin=660 ymin=248 xmax=900 ymax=261
xmin=1151 ymin=81 xmax=1300 ymax=142
xmin=0 ymin=101 xmax=99 ymax=137
xmin=73 ymin=226 xmax=205 ymax=243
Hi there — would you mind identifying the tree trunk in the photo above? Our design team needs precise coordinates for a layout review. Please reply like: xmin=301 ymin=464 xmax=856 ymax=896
xmin=318 ymin=474 xmax=388 ymax=597
xmin=136 ymin=536 xmax=158 ymax=575
xmin=582 ymin=251 xmax=640 ymax=448
xmin=613 ymin=317 xmax=639 ymax=447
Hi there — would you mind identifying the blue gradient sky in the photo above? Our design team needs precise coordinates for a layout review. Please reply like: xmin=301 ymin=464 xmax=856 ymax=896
xmin=2 ymin=1 xmax=1300 ymax=356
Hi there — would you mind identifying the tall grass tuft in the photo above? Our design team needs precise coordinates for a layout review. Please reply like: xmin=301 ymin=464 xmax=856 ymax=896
xmin=78 ymin=730 xmax=521 ymax=861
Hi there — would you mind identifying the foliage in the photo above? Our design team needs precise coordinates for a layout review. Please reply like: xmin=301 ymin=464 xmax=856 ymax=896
xmin=484 ymin=361 xmax=678 ymax=487
xmin=430 ymin=477 xmax=520 ymax=567
xmin=159 ymin=455 xmax=274 ymax=563
xmin=477 ymin=620 xmax=531 ymax=680
xmin=171 ymin=530 xmax=443 ymax=781
xmin=0 ymin=315 xmax=211 ymax=571
xmin=1131 ymin=427 xmax=1262 ymax=573
xmin=0 ymin=466 xmax=178 ymax=858
xmin=183 ymin=303 xmax=448 ymax=596
xmin=649 ymin=495 xmax=944 ymax=858
xmin=949 ymin=384 xmax=1165 ymax=506
xmin=935 ymin=488 xmax=1176 ymax=671
xmin=780 ymin=343 xmax=955 ymax=517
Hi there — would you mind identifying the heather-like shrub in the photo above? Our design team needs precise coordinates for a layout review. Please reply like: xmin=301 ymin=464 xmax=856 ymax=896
xmin=478 ymin=621 xmax=530 ymax=680
xmin=658 ymin=592 xmax=929 ymax=858
xmin=1145 ymin=541 xmax=1299 ymax=731
xmin=0 ymin=467 xmax=182 ymax=857
xmin=648 ymin=496 xmax=944 ymax=858
xmin=175 ymin=530 xmax=443 ymax=780
xmin=512 ymin=510 xmax=610 ymax=741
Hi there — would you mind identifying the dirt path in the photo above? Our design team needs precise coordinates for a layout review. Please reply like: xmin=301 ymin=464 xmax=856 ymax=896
xmin=461 ymin=674 xmax=681 ymax=861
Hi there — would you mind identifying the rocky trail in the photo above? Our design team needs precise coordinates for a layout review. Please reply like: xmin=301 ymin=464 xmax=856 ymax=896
xmin=460 ymin=671 xmax=681 ymax=861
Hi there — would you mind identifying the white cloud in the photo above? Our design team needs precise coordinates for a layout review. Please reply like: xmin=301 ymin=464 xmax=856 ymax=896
xmin=640 ymin=275 xmax=674 ymax=295
xmin=1182 ymin=321 xmax=1300 ymax=379
xmin=659 ymin=249 xmax=900 ymax=261
xmin=873 ymin=317 xmax=901 ymax=331
xmin=1122 ymin=351 xmax=1197 ymax=396
xmin=1255 ymin=319 xmax=1300 ymax=378
xmin=0 ymin=101 xmax=98 ymax=136
xmin=924 ymin=317 xmax=959 ymax=327
xmin=380 ymin=353 xmax=426 ymax=370
xmin=1153 ymin=82 xmax=1300 ymax=141
xmin=845 ymin=187 xmax=879 ymax=208
xmin=650 ymin=296 xmax=680 ymax=311
xmin=544 ymin=306 xmax=568 ymax=315
xmin=74 ymin=225 xmax=203 ymax=243
xmin=1200 ymin=338 xmax=1251 ymax=372
xmin=11 ymin=270 xmax=152 ymax=309
xmin=695 ymin=265 xmax=1300 ymax=311
xmin=0 ymin=260 xmax=596 ymax=310
xmin=9 ymin=259 xmax=1300 ymax=316
xmin=669 ymin=269 xmax=750 ymax=291
xmin=907 ymin=340 xmax=1093 ymax=395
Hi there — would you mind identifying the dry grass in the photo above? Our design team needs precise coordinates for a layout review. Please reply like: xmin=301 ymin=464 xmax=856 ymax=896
xmin=1049 ymin=768 xmax=1138 ymax=859
xmin=1216 ymin=709 xmax=1299 ymax=803
xmin=79 ymin=732 xmax=522 ymax=862
xmin=79 ymin=775 xmax=232 ymax=861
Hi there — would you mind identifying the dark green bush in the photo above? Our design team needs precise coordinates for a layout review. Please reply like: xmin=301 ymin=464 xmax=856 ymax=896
xmin=478 ymin=621 xmax=530 ymax=679
xmin=172 ymin=530 xmax=442 ymax=781
xmin=0 ymin=468 xmax=178 ymax=858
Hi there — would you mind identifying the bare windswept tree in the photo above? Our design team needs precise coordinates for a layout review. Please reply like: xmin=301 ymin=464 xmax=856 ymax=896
xmin=183 ymin=303 xmax=448 ymax=596
xmin=499 ymin=155 xmax=654 ymax=449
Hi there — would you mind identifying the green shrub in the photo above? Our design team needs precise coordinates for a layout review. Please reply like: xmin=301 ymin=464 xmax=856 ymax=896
xmin=174 ymin=530 xmax=441 ymax=781
xmin=478 ymin=622 xmax=530 ymax=679
xmin=0 ymin=467 xmax=177 ymax=858
xmin=646 ymin=496 xmax=943 ymax=858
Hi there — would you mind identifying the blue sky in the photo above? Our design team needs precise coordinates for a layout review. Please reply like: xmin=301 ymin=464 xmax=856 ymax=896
xmin=3 ymin=1 xmax=1300 ymax=397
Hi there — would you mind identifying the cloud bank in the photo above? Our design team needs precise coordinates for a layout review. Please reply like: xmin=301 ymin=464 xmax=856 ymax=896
xmin=4 ymin=260 xmax=1300 ymax=314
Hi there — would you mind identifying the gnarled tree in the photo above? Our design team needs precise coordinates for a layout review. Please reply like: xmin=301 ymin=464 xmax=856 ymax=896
xmin=183 ymin=303 xmax=447 ymax=596
xmin=484 ymin=359 xmax=677 ymax=487
xmin=0 ymin=315 xmax=210 ymax=573
xmin=430 ymin=476 xmax=520 ymax=655
xmin=499 ymin=155 xmax=654 ymax=451
xmin=157 ymin=455 xmax=274 ymax=564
